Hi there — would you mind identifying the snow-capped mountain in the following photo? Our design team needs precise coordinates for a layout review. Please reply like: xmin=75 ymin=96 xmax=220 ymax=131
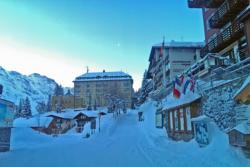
xmin=0 ymin=66 xmax=58 ymax=114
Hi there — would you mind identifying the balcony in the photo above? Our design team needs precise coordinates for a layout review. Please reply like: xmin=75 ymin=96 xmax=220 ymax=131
xmin=188 ymin=0 xmax=224 ymax=8
xmin=201 ymin=22 xmax=245 ymax=57
xmin=209 ymin=0 xmax=249 ymax=28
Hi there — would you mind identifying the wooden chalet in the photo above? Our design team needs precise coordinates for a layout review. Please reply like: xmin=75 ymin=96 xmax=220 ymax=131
xmin=45 ymin=112 xmax=76 ymax=135
xmin=228 ymin=122 xmax=250 ymax=149
xmin=73 ymin=111 xmax=97 ymax=133
xmin=161 ymin=93 xmax=201 ymax=141
xmin=229 ymin=75 xmax=250 ymax=150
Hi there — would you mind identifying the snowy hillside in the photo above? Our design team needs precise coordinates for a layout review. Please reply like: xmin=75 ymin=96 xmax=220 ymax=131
xmin=0 ymin=66 xmax=58 ymax=114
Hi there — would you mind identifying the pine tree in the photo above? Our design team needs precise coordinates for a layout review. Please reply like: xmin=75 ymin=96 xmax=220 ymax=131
xmin=46 ymin=95 xmax=52 ymax=112
xmin=23 ymin=97 xmax=32 ymax=118
xmin=15 ymin=99 xmax=23 ymax=118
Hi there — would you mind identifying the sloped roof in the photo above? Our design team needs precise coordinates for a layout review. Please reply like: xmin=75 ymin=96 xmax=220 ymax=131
xmin=74 ymin=71 xmax=132 ymax=82
xmin=191 ymin=115 xmax=211 ymax=122
xmin=162 ymin=92 xmax=201 ymax=111
xmin=230 ymin=122 xmax=250 ymax=135
xmin=45 ymin=110 xmax=98 ymax=119
xmin=153 ymin=41 xmax=204 ymax=48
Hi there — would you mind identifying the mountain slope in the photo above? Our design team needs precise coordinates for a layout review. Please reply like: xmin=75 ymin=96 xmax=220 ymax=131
xmin=0 ymin=66 xmax=58 ymax=114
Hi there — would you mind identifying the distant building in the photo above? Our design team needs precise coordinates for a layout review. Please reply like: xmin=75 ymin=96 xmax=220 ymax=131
xmin=51 ymin=95 xmax=84 ymax=111
xmin=73 ymin=71 xmax=133 ymax=108
xmin=188 ymin=0 xmax=250 ymax=66
xmin=147 ymin=41 xmax=204 ymax=90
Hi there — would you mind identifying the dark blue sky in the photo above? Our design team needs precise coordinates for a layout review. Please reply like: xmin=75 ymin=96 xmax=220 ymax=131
xmin=0 ymin=0 xmax=204 ymax=89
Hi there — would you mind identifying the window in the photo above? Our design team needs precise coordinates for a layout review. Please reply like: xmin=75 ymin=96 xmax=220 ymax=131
xmin=185 ymin=107 xmax=192 ymax=131
xmin=174 ymin=110 xmax=179 ymax=131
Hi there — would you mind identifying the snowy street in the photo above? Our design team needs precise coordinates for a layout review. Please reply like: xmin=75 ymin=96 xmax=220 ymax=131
xmin=0 ymin=101 xmax=250 ymax=167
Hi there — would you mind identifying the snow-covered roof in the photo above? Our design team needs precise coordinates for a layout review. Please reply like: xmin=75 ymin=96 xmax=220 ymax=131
xmin=45 ymin=110 xmax=98 ymax=119
xmin=74 ymin=71 xmax=132 ymax=82
xmin=162 ymin=92 xmax=201 ymax=111
xmin=81 ymin=111 xmax=98 ymax=118
xmin=191 ymin=115 xmax=211 ymax=122
xmin=233 ymin=75 xmax=250 ymax=99
xmin=149 ymin=41 xmax=204 ymax=61
xmin=14 ymin=117 xmax=53 ymax=128
xmin=45 ymin=110 xmax=78 ymax=119
xmin=230 ymin=122 xmax=250 ymax=135
xmin=153 ymin=41 xmax=204 ymax=48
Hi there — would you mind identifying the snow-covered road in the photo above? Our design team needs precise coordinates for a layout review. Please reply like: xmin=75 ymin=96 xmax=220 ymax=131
xmin=0 ymin=101 xmax=250 ymax=167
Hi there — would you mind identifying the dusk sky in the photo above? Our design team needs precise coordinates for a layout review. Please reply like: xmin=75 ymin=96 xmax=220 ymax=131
xmin=0 ymin=0 xmax=204 ymax=90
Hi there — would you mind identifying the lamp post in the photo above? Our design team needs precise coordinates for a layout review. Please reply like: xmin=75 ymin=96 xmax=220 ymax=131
xmin=98 ymin=113 xmax=101 ymax=132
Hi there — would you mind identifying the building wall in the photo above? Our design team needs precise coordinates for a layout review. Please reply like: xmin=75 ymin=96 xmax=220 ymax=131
xmin=51 ymin=95 xmax=84 ymax=111
xmin=149 ymin=46 xmax=202 ymax=91
xmin=0 ymin=127 xmax=11 ymax=152
xmin=202 ymin=8 xmax=219 ymax=44
xmin=169 ymin=47 xmax=201 ymax=81
xmin=200 ymin=4 xmax=249 ymax=61
xmin=244 ymin=17 xmax=250 ymax=55
xmin=74 ymin=79 xmax=133 ymax=108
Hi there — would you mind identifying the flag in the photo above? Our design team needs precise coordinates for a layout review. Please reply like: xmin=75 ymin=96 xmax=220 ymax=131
xmin=173 ymin=77 xmax=182 ymax=98
xmin=190 ymin=75 xmax=195 ymax=92
xmin=183 ymin=78 xmax=190 ymax=94
xmin=173 ymin=83 xmax=181 ymax=98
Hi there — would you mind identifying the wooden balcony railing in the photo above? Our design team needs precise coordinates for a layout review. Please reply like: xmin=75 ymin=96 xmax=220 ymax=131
xmin=209 ymin=0 xmax=249 ymax=28
xmin=188 ymin=0 xmax=224 ymax=8
xmin=201 ymin=22 xmax=244 ymax=57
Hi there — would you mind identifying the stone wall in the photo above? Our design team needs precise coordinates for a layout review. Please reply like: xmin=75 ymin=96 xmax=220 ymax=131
xmin=201 ymin=78 xmax=245 ymax=130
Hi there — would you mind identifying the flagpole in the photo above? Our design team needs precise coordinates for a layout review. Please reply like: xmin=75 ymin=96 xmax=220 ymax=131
xmin=162 ymin=36 xmax=166 ymax=87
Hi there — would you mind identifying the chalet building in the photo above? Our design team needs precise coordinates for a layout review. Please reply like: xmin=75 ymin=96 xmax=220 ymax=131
xmin=73 ymin=111 xmax=97 ymax=133
xmin=0 ymin=98 xmax=15 ymax=152
xmin=228 ymin=122 xmax=250 ymax=149
xmin=161 ymin=93 xmax=201 ymax=141
xmin=147 ymin=41 xmax=204 ymax=92
xmin=14 ymin=110 xmax=98 ymax=135
xmin=228 ymin=75 xmax=250 ymax=150
xmin=188 ymin=0 xmax=250 ymax=69
xmin=73 ymin=71 xmax=133 ymax=108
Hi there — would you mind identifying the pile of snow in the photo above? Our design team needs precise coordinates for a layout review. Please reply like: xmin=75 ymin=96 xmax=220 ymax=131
xmin=14 ymin=117 xmax=53 ymax=128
